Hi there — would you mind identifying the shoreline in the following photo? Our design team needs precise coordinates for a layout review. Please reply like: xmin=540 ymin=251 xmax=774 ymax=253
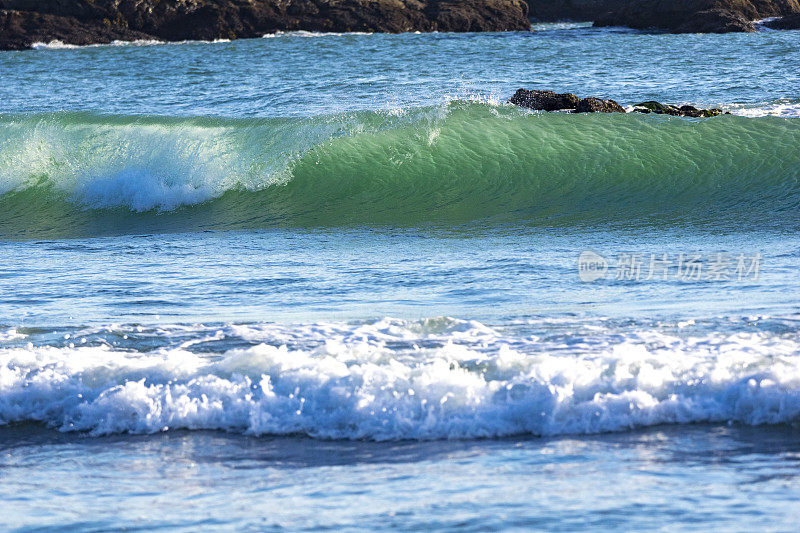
xmin=527 ymin=0 xmax=800 ymax=33
xmin=0 ymin=0 xmax=531 ymax=51
xmin=4 ymin=1 xmax=800 ymax=51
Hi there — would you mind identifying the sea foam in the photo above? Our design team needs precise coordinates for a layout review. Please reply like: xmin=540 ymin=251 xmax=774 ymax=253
xmin=2 ymin=317 xmax=799 ymax=439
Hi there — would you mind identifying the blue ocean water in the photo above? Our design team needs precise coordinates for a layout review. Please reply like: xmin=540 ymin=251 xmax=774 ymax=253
xmin=2 ymin=25 xmax=800 ymax=530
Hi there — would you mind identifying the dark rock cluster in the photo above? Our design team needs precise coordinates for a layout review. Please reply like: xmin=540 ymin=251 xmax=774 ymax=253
xmin=632 ymin=101 xmax=724 ymax=117
xmin=508 ymin=89 xmax=581 ymax=111
xmin=0 ymin=0 xmax=531 ymax=50
xmin=509 ymin=89 xmax=625 ymax=113
xmin=526 ymin=0 xmax=800 ymax=33
xmin=576 ymin=97 xmax=626 ymax=113
xmin=510 ymin=89 xmax=725 ymax=117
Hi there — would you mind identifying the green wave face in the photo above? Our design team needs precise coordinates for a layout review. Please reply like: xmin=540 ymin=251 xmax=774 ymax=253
xmin=1 ymin=102 xmax=800 ymax=239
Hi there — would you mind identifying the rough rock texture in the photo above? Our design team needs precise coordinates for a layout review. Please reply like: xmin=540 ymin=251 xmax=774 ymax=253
xmin=574 ymin=97 xmax=625 ymax=113
xmin=527 ymin=0 xmax=800 ymax=33
xmin=509 ymin=89 xmax=625 ymax=113
xmin=591 ymin=1 xmax=768 ymax=32
xmin=764 ymin=12 xmax=800 ymax=26
xmin=527 ymin=0 xmax=621 ymax=20
xmin=0 ymin=9 xmax=153 ymax=49
xmin=508 ymin=89 xmax=581 ymax=111
xmin=672 ymin=8 xmax=755 ymax=32
xmin=0 ymin=0 xmax=531 ymax=50
xmin=508 ymin=90 xmax=727 ymax=117
xmin=633 ymin=101 xmax=724 ymax=117
xmin=594 ymin=7 xmax=756 ymax=33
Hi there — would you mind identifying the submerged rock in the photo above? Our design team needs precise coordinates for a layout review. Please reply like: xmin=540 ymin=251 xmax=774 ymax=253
xmin=574 ymin=97 xmax=626 ymax=113
xmin=508 ymin=89 xmax=581 ymax=111
xmin=632 ymin=101 xmax=724 ymax=117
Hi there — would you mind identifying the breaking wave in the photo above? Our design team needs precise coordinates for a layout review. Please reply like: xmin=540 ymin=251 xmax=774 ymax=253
xmin=1 ymin=102 xmax=800 ymax=238
xmin=2 ymin=316 xmax=800 ymax=439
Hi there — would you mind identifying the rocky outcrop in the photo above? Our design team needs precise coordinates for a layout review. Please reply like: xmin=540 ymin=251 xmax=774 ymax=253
xmin=594 ymin=7 xmax=757 ymax=33
xmin=509 ymin=89 xmax=581 ymax=111
xmin=509 ymin=89 xmax=625 ymax=113
xmin=632 ymin=101 xmax=724 ymax=117
xmin=526 ymin=0 xmax=800 ymax=33
xmin=764 ymin=12 xmax=800 ymax=26
xmin=575 ymin=97 xmax=625 ymax=113
xmin=509 ymin=90 xmax=726 ymax=117
xmin=672 ymin=8 xmax=755 ymax=33
xmin=0 ymin=9 xmax=153 ymax=50
xmin=0 ymin=0 xmax=531 ymax=50
xmin=529 ymin=0 xmax=610 ymax=20
xmin=590 ymin=1 xmax=767 ymax=32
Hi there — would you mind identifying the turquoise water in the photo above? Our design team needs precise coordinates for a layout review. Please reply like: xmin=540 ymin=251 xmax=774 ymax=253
xmin=2 ymin=26 xmax=800 ymax=530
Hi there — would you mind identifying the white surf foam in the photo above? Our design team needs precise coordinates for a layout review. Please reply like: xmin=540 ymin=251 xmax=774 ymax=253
xmin=0 ymin=115 xmax=305 ymax=210
xmin=2 ymin=317 xmax=799 ymax=439
xmin=262 ymin=31 xmax=374 ymax=39
xmin=729 ymin=100 xmax=800 ymax=118
xmin=0 ymin=328 xmax=25 ymax=342
xmin=530 ymin=21 xmax=594 ymax=32
xmin=621 ymin=100 xmax=800 ymax=118
xmin=29 ymin=38 xmax=235 ymax=50
xmin=31 ymin=39 xmax=165 ymax=50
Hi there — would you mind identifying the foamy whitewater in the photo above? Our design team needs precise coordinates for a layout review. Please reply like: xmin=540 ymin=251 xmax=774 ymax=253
xmin=3 ymin=318 xmax=800 ymax=439
xmin=2 ymin=22 xmax=800 ymax=531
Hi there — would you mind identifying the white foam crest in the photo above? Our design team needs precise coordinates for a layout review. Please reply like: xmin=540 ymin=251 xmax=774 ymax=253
xmin=30 ymin=40 xmax=81 ymax=50
xmin=0 ymin=117 xmax=303 ymax=210
xmin=621 ymin=100 xmax=800 ymax=118
xmin=262 ymin=31 xmax=374 ymax=39
xmin=2 ymin=319 xmax=800 ymax=439
xmin=0 ymin=328 xmax=25 ymax=342
xmin=730 ymin=100 xmax=800 ymax=118
xmin=29 ymin=38 xmax=237 ymax=50
xmin=530 ymin=21 xmax=594 ymax=32
xmin=2 ymin=105 xmax=445 ymax=210
xmin=754 ymin=17 xmax=781 ymax=30
xmin=31 ymin=39 xmax=165 ymax=50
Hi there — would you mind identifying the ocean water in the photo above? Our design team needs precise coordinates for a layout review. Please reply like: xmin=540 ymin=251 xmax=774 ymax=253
xmin=2 ymin=25 xmax=800 ymax=530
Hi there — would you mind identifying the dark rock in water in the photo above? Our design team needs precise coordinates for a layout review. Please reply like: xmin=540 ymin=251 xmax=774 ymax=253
xmin=509 ymin=92 xmax=723 ymax=117
xmin=633 ymin=101 xmax=723 ymax=117
xmin=509 ymin=89 xmax=581 ymax=111
xmin=527 ymin=0 xmax=800 ymax=33
xmin=574 ymin=97 xmax=626 ymax=113
xmin=679 ymin=105 xmax=724 ymax=117
xmin=633 ymin=101 xmax=682 ymax=115
xmin=0 ymin=0 xmax=532 ymax=50
xmin=764 ymin=13 xmax=800 ymax=28
xmin=509 ymin=89 xmax=625 ymax=113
